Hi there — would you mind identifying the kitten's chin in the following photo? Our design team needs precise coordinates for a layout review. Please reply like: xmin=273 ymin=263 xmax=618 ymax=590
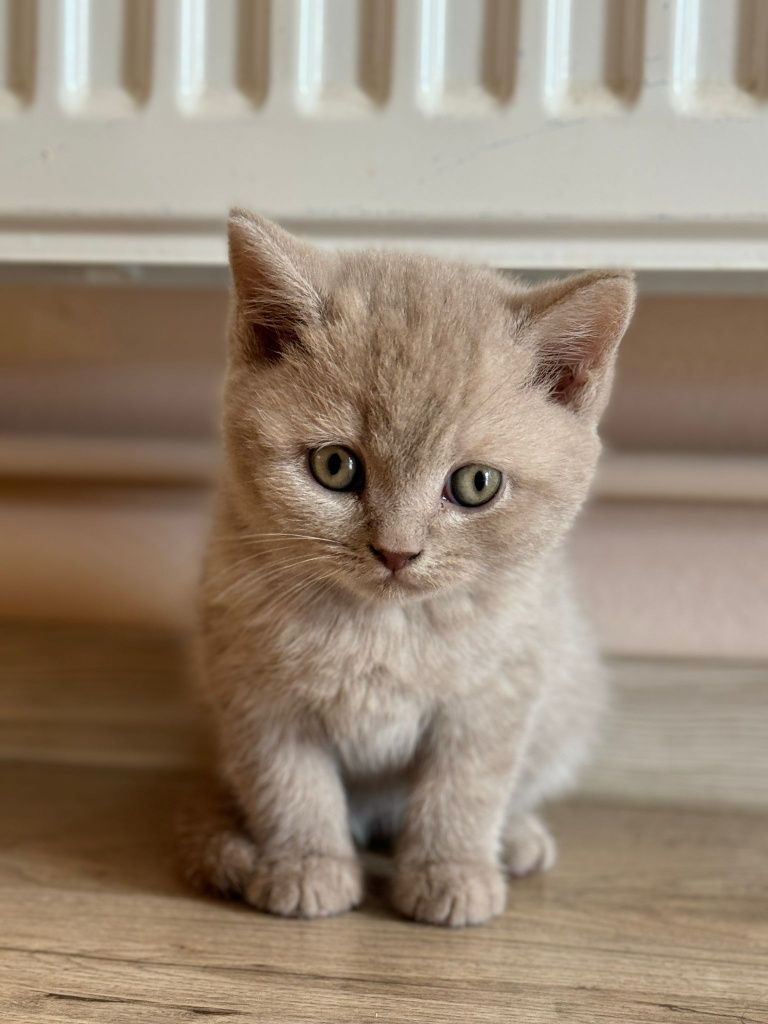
xmin=350 ymin=572 xmax=449 ymax=605
xmin=331 ymin=571 xmax=433 ymax=605
xmin=375 ymin=580 xmax=431 ymax=604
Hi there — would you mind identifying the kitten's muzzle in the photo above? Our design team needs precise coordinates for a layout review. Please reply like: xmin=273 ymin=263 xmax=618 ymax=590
xmin=369 ymin=546 xmax=422 ymax=574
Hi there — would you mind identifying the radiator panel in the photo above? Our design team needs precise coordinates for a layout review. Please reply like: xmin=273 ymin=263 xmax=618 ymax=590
xmin=1 ymin=0 xmax=767 ymax=266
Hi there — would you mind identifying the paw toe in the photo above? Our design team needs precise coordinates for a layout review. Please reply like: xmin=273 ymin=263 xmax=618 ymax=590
xmin=245 ymin=855 xmax=362 ymax=919
xmin=502 ymin=815 xmax=557 ymax=878
xmin=393 ymin=861 xmax=506 ymax=927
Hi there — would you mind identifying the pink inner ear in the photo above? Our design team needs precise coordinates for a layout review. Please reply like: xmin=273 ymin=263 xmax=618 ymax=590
xmin=531 ymin=354 xmax=591 ymax=411
xmin=522 ymin=272 xmax=635 ymax=415
xmin=244 ymin=321 xmax=298 ymax=364
xmin=236 ymin=270 xmax=323 ymax=364
xmin=228 ymin=210 xmax=328 ymax=365
xmin=549 ymin=364 xmax=582 ymax=406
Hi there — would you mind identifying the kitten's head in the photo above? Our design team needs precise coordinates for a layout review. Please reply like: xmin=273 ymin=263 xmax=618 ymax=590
xmin=223 ymin=210 xmax=634 ymax=603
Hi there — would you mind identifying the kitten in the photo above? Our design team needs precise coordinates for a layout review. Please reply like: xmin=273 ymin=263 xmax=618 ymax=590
xmin=179 ymin=210 xmax=635 ymax=927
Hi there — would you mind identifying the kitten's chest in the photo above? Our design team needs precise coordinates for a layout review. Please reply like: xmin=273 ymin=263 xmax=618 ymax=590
xmin=326 ymin=679 xmax=424 ymax=776
xmin=287 ymin=609 xmax=440 ymax=774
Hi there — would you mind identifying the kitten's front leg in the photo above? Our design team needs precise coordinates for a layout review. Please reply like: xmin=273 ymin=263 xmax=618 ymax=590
xmin=222 ymin=719 xmax=362 ymax=919
xmin=392 ymin=701 xmax=527 ymax=927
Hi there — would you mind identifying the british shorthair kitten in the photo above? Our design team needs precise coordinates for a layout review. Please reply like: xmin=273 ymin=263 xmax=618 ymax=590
xmin=180 ymin=210 xmax=635 ymax=927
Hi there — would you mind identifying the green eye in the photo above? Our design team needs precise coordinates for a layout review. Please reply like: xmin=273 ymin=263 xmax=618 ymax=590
xmin=309 ymin=444 xmax=362 ymax=492
xmin=447 ymin=464 xmax=503 ymax=508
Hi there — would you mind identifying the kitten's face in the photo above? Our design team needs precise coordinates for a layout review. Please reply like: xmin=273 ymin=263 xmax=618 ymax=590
xmin=223 ymin=213 xmax=634 ymax=604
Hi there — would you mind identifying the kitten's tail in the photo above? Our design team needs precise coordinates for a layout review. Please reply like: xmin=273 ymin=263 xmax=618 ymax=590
xmin=175 ymin=782 xmax=257 ymax=898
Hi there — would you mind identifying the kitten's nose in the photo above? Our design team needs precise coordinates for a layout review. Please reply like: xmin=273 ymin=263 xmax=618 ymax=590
xmin=369 ymin=546 xmax=422 ymax=574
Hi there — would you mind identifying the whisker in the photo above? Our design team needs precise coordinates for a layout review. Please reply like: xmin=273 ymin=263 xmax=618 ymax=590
xmin=204 ymin=542 xmax=319 ymax=584
xmin=218 ymin=530 xmax=346 ymax=547
xmin=228 ymin=566 xmax=341 ymax=648
xmin=214 ymin=554 xmax=337 ymax=611
xmin=269 ymin=567 xmax=341 ymax=621
xmin=212 ymin=555 xmax=301 ymax=602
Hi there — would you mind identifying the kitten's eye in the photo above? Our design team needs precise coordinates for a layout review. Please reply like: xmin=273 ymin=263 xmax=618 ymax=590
xmin=309 ymin=444 xmax=362 ymax=492
xmin=446 ymin=464 xmax=503 ymax=508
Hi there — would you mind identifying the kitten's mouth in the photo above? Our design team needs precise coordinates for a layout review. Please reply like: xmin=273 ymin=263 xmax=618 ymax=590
xmin=372 ymin=581 xmax=421 ymax=602
xmin=331 ymin=552 xmax=438 ymax=602
xmin=365 ymin=565 xmax=434 ymax=602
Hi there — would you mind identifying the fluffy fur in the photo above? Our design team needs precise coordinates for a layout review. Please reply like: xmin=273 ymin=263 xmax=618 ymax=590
xmin=179 ymin=211 xmax=635 ymax=927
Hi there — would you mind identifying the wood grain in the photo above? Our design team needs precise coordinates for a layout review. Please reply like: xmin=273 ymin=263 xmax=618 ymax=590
xmin=1 ymin=761 xmax=767 ymax=1023
xmin=1 ymin=621 xmax=768 ymax=1021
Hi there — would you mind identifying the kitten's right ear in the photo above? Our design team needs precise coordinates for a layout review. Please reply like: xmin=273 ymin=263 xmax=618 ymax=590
xmin=518 ymin=270 xmax=636 ymax=420
xmin=227 ymin=209 xmax=327 ymax=363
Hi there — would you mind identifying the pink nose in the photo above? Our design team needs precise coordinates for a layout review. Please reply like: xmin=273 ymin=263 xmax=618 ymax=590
xmin=370 ymin=546 xmax=422 ymax=574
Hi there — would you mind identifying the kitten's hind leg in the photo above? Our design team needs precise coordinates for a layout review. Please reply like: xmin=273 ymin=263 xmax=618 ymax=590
xmin=501 ymin=813 xmax=557 ymax=878
xmin=176 ymin=782 xmax=257 ymax=898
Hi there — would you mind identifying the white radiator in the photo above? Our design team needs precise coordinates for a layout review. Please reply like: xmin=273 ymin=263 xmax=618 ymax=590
xmin=1 ymin=0 xmax=767 ymax=267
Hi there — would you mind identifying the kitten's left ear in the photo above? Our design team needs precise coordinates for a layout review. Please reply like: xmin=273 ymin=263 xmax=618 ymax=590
xmin=519 ymin=270 xmax=636 ymax=419
xmin=227 ymin=209 xmax=331 ymax=363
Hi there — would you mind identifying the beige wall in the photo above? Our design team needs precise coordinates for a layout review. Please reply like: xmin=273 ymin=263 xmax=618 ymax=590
xmin=1 ymin=280 xmax=766 ymax=659
xmin=2 ymin=281 xmax=767 ymax=451
xmin=603 ymin=294 xmax=768 ymax=453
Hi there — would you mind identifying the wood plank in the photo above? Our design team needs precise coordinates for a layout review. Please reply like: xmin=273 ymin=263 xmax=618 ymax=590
xmin=0 ymin=761 xmax=766 ymax=1023
xmin=0 ymin=621 xmax=766 ymax=1022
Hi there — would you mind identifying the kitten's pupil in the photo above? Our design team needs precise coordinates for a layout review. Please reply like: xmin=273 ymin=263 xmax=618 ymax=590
xmin=328 ymin=452 xmax=342 ymax=476
xmin=474 ymin=470 xmax=486 ymax=493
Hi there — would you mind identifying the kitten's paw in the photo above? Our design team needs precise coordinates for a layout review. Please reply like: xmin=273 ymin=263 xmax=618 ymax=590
xmin=501 ymin=814 xmax=557 ymax=878
xmin=392 ymin=861 xmax=506 ymax=927
xmin=244 ymin=854 xmax=362 ymax=919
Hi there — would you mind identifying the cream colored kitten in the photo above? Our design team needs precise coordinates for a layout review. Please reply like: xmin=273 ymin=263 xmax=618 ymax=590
xmin=179 ymin=210 xmax=635 ymax=927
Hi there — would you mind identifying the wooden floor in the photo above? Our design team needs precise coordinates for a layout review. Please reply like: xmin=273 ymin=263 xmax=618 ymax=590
xmin=1 ymin=624 xmax=767 ymax=1023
